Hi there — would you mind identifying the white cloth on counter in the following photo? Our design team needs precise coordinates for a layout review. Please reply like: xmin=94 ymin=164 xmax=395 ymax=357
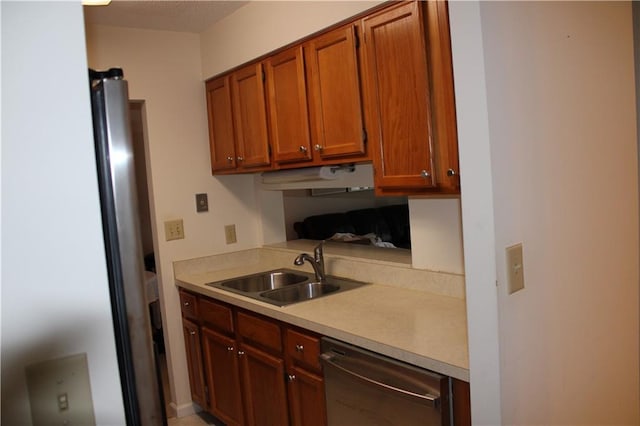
xmin=329 ymin=232 xmax=397 ymax=248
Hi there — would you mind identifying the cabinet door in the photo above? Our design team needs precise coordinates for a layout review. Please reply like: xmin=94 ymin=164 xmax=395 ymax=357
xmin=201 ymin=327 xmax=245 ymax=426
xmin=305 ymin=25 xmax=365 ymax=160
xmin=206 ymin=75 xmax=236 ymax=172
xmin=362 ymin=1 xmax=436 ymax=191
xmin=182 ymin=319 xmax=207 ymax=408
xmin=425 ymin=0 xmax=460 ymax=193
xmin=265 ymin=45 xmax=312 ymax=164
xmin=231 ymin=63 xmax=271 ymax=169
xmin=239 ymin=343 xmax=289 ymax=426
xmin=287 ymin=366 xmax=327 ymax=426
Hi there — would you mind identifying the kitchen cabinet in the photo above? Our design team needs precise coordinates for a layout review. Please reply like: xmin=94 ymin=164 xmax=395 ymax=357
xmin=206 ymin=76 xmax=236 ymax=172
xmin=231 ymin=62 xmax=271 ymax=170
xmin=285 ymin=328 xmax=327 ymax=426
xmin=362 ymin=0 xmax=459 ymax=195
xmin=265 ymin=45 xmax=313 ymax=165
xmin=179 ymin=291 xmax=207 ymax=409
xmin=305 ymin=24 xmax=367 ymax=162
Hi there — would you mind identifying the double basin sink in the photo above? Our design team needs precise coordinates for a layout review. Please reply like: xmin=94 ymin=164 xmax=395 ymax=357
xmin=206 ymin=269 xmax=367 ymax=306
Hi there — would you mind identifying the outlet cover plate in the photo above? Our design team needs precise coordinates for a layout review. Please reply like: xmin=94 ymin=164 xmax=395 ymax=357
xmin=196 ymin=193 xmax=208 ymax=213
xmin=224 ymin=224 xmax=237 ymax=244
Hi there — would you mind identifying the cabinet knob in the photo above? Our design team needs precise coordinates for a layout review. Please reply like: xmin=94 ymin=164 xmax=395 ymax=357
xmin=226 ymin=156 xmax=234 ymax=163
xmin=298 ymin=146 xmax=308 ymax=154
xmin=183 ymin=301 xmax=190 ymax=307
xmin=447 ymin=169 xmax=457 ymax=177
xmin=287 ymin=374 xmax=296 ymax=382
xmin=420 ymin=170 xmax=431 ymax=178
xmin=237 ymin=156 xmax=244 ymax=162
xmin=238 ymin=350 xmax=245 ymax=356
xmin=189 ymin=331 xmax=196 ymax=336
xmin=314 ymin=144 xmax=323 ymax=152
xmin=295 ymin=344 xmax=304 ymax=352
xmin=227 ymin=346 xmax=234 ymax=352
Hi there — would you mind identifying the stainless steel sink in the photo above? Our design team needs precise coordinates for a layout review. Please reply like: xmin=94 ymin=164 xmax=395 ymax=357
xmin=260 ymin=282 xmax=340 ymax=304
xmin=217 ymin=269 xmax=309 ymax=292
xmin=206 ymin=269 xmax=368 ymax=306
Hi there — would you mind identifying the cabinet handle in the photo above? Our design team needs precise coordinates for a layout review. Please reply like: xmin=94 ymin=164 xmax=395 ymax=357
xmin=287 ymin=374 xmax=296 ymax=382
xmin=420 ymin=170 xmax=431 ymax=178
xmin=314 ymin=144 xmax=323 ymax=152
xmin=295 ymin=344 xmax=304 ymax=352
xmin=226 ymin=156 xmax=234 ymax=163
xmin=238 ymin=350 xmax=245 ymax=356
xmin=227 ymin=346 xmax=234 ymax=352
xmin=298 ymin=146 xmax=308 ymax=154
xmin=237 ymin=156 xmax=244 ymax=162
xmin=447 ymin=169 xmax=457 ymax=177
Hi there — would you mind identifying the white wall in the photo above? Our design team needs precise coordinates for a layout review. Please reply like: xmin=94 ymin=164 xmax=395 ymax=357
xmin=1 ymin=2 xmax=125 ymax=424
xmin=85 ymin=24 xmax=263 ymax=416
xmin=453 ymin=1 xmax=640 ymax=424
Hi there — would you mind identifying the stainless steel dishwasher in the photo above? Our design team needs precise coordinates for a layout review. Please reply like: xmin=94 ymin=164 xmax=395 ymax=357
xmin=320 ymin=337 xmax=450 ymax=426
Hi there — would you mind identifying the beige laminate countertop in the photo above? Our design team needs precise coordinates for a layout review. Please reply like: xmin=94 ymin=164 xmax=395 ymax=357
xmin=174 ymin=242 xmax=469 ymax=382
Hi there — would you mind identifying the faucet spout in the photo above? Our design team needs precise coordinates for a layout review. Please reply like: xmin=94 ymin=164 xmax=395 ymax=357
xmin=293 ymin=242 xmax=326 ymax=282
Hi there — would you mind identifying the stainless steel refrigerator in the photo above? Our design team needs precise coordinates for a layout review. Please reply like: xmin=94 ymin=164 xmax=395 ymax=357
xmin=89 ymin=68 xmax=166 ymax=426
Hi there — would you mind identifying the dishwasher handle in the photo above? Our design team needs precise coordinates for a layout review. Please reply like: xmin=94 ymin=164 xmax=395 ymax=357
xmin=320 ymin=353 xmax=440 ymax=407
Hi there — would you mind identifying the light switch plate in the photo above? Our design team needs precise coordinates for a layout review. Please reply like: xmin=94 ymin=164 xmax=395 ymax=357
xmin=165 ymin=219 xmax=184 ymax=241
xmin=506 ymin=243 xmax=525 ymax=294
xmin=25 ymin=353 xmax=96 ymax=426
xmin=224 ymin=224 xmax=237 ymax=244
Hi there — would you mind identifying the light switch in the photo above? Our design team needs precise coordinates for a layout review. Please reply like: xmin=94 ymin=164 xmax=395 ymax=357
xmin=225 ymin=224 xmax=237 ymax=244
xmin=506 ymin=243 xmax=525 ymax=294
xmin=165 ymin=219 xmax=184 ymax=241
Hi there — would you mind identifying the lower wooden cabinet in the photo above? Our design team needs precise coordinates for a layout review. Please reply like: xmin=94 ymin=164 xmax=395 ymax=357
xmin=182 ymin=318 xmax=207 ymax=409
xmin=201 ymin=327 xmax=244 ymax=426
xmin=240 ymin=343 xmax=290 ymax=426
xmin=287 ymin=365 xmax=327 ymax=426
xmin=179 ymin=289 xmax=470 ymax=426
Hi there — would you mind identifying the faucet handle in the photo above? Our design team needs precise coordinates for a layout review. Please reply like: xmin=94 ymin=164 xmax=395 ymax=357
xmin=314 ymin=240 xmax=324 ymax=260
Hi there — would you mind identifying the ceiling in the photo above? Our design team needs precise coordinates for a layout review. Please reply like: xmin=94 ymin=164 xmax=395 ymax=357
xmin=83 ymin=1 xmax=249 ymax=34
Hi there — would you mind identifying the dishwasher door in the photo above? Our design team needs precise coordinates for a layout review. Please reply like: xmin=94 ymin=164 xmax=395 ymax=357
xmin=320 ymin=338 xmax=449 ymax=426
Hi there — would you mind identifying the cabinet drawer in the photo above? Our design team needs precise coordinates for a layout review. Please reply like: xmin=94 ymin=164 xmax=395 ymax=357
xmin=179 ymin=290 xmax=198 ymax=321
xmin=199 ymin=297 xmax=234 ymax=335
xmin=285 ymin=328 xmax=321 ymax=373
xmin=237 ymin=311 xmax=282 ymax=354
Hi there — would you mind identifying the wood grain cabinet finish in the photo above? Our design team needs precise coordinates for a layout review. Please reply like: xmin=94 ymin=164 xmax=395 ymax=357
xmin=305 ymin=24 xmax=366 ymax=161
xmin=182 ymin=318 xmax=207 ymax=409
xmin=265 ymin=45 xmax=313 ymax=164
xmin=201 ymin=327 xmax=245 ymax=426
xmin=362 ymin=0 xmax=459 ymax=195
xmin=231 ymin=62 xmax=271 ymax=170
xmin=239 ymin=342 xmax=290 ymax=426
xmin=285 ymin=328 xmax=327 ymax=426
xmin=206 ymin=76 xmax=236 ymax=172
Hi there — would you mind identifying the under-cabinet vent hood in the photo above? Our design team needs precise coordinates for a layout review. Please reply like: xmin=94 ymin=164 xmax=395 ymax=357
xmin=259 ymin=164 xmax=374 ymax=190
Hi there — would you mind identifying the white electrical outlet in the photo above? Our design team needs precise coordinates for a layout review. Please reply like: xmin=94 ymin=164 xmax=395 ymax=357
xmin=225 ymin=224 xmax=237 ymax=244
xmin=25 ymin=353 xmax=96 ymax=426
xmin=506 ymin=243 xmax=525 ymax=294
xmin=165 ymin=219 xmax=184 ymax=241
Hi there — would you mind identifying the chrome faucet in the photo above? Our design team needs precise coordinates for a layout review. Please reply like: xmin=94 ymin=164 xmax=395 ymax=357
xmin=294 ymin=241 xmax=326 ymax=282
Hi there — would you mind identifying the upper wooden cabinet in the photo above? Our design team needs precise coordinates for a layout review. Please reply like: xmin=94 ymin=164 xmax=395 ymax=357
xmin=231 ymin=62 xmax=271 ymax=169
xmin=362 ymin=1 xmax=459 ymax=195
xmin=305 ymin=24 xmax=366 ymax=160
xmin=204 ymin=0 xmax=459 ymax=195
xmin=265 ymin=45 xmax=313 ymax=164
xmin=206 ymin=76 xmax=236 ymax=172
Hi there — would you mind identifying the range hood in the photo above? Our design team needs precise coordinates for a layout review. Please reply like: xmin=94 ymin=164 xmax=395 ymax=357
xmin=259 ymin=164 xmax=374 ymax=190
